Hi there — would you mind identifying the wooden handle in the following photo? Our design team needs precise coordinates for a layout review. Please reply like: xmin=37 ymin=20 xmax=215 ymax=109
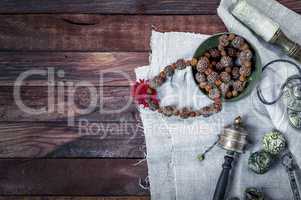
xmin=212 ymin=155 xmax=234 ymax=200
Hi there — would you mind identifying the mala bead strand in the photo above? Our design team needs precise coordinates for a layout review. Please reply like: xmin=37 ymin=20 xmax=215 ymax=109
xmin=141 ymin=58 xmax=223 ymax=119
xmin=133 ymin=33 xmax=255 ymax=118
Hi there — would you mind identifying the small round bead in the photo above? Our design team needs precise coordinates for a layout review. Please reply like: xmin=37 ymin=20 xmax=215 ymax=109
xmin=175 ymin=59 xmax=186 ymax=70
xmin=204 ymin=52 xmax=211 ymax=58
xmin=221 ymin=56 xmax=233 ymax=68
xmin=243 ymin=61 xmax=252 ymax=68
xmin=241 ymin=43 xmax=249 ymax=51
xmin=195 ymin=72 xmax=207 ymax=83
xmin=215 ymin=79 xmax=222 ymax=87
xmin=231 ymin=36 xmax=245 ymax=49
xmin=209 ymin=87 xmax=221 ymax=99
xmin=231 ymin=67 xmax=240 ymax=79
xmin=226 ymin=91 xmax=233 ymax=98
xmin=219 ymin=34 xmax=230 ymax=47
xmin=228 ymin=33 xmax=236 ymax=41
xmin=220 ymin=71 xmax=231 ymax=83
xmin=239 ymin=49 xmax=253 ymax=63
xmin=191 ymin=58 xmax=198 ymax=66
xmin=225 ymin=67 xmax=232 ymax=73
xmin=164 ymin=65 xmax=175 ymax=77
xmin=150 ymin=76 xmax=164 ymax=88
xmin=232 ymin=90 xmax=238 ymax=97
xmin=205 ymin=68 xmax=213 ymax=76
xmin=196 ymin=57 xmax=210 ymax=72
xmin=239 ymin=76 xmax=246 ymax=82
xmin=179 ymin=108 xmax=190 ymax=119
xmin=209 ymin=48 xmax=221 ymax=58
xmin=161 ymin=106 xmax=174 ymax=117
xmin=227 ymin=47 xmax=237 ymax=57
xmin=189 ymin=112 xmax=196 ymax=117
xmin=207 ymin=71 xmax=219 ymax=84
xmin=218 ymin=44 xmax=225 ymax=51
xmin=215 ymin=62 xmax=224 ymax=71
xmin=147 ymin=99 xmax=159 ymax=111
xmin=205 ymin=84 xmax=212 ymax=92
xmin=221 ymin=50 xmax=227 ymax=57
xmin=240 ymin=65 xmax=252 ymax=77
xmin=220 ymin=83 xmax=230 ymax=97
xmin=199 ymin=82 xmax=207 ymax=89
xmin=159 ymin=71 xmax=166 ymax=78
xmin=233 ymin=80 xmax=245 ymax=92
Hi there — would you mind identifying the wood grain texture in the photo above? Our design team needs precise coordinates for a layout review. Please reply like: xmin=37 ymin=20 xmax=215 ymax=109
xmin=0 ymin=122 xmax=145 ymax=158
xmin=0 ymin=0 xmax=299 ymax=14
xmin=0 ymin=197 xmax=150 ymax=200
xmin=0 ymin=86 xmax=139 ymax=122
xmin=0 ymin=52 xmax=148 ymax=86
xmin=0 ymin=159 xmax=148 ymax=195
xmin=0 ymin=0 xmax=219 ymax=14
xmin=0 ymin=15 xmax=226 ymax=51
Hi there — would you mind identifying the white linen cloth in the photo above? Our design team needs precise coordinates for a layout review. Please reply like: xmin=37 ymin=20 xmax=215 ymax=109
xmin=135 ymin=0 xmax=301 ymax=199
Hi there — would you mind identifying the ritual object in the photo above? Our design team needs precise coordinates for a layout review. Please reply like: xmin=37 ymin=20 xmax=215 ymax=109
xmin=231 ymin=0 xmax=301 ymax=63
xmin=256 ymin=59 xmax=301 ymax=129
xmin=248 ymin=151 xmax=273 ymax=174
xmin=211 ymin=116 xmax=249 ymax=200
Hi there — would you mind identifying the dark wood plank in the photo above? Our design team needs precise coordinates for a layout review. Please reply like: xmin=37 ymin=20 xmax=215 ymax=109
xmin=0 ymin=52 xmax=148 ymax=86
xmin=0 ymin=159 xmax=148 ymax=195
xmin=0 ymin=122 xmax=145 ymax=158
xmin=0 ymin=15 xmax=226 ymax=51
xmin=0 ymin=86 xmax=139 ymax=122
xmin=0 ymin=0 xmax=300 ymax=15
xmin=0 ymin=0 xmax=219 ymax=14
xmin=0 ymin=197 xmax=150 ymax=200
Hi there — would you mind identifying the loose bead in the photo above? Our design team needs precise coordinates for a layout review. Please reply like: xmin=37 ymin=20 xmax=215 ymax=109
xmin=220 ymin=71 xmax=231 ymax=83
xmin=228 ymin=33 xmax=236 ymax=41
xmin=227 ymin=47 xmax=237 ymax=57
xmin=215 ymin=62 xmax=224 ymax=71
xmin=231 ymin=67 xmax=240 ymax=79
xmin=209 ymin=87 xmax=221 ymax=99
xmin=191 ymin=58 xmax=198 ymax=66
xmin=240 ymin=65 xmax=251 ymax=77
xmin=226 ymin=91 xmax=233 ymax=98
xmin=243 ymin=61 xmax=252 ymax=68
xmin=231 ymin=36 xmax=245 ymax=49
xmin=232 ymin=90 xmax=238 ymax=97
xmin=219 ymin=34 xmax=230 ymax=47
xmin=215 ymin=79 xmax=222 ymax=87
xmin=220 ymin=83 xmax=230 ymax=97
xmin=221 ymin=56 xmax=233 ymax=68
xmin=205 ymin=68 xmax=213 ymax=76
xmin=199 ymin=82 xmax=207 ymax=89
xmin=197 ymin=57 xmax=210 ymax=72
xmin=195 ymin=72 xmax=207 ymax=83
xmin=225 ymin=67 xmax=232 ymax=73
xmin=209 ymin=48 xmax=221 ymax=58
xmin=176 ymin=59 xmax=186 ymax=70
xmin=164 ymin=65 xmax=175 ymax=77
xmin=207 ymin=71 xmax=219 ymax=84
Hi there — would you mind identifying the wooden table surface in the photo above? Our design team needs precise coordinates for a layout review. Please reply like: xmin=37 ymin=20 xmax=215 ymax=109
xmin=0 ymin=0 xmax=300 ymax=199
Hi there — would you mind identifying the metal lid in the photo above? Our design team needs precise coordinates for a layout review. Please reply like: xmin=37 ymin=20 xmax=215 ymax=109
xmin=218 ymin=116 xmax=249 ymax=153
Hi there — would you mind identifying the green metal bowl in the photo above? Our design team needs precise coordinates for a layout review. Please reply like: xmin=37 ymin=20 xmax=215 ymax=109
xmin=193 ymin=32 xmax=262 ymax=102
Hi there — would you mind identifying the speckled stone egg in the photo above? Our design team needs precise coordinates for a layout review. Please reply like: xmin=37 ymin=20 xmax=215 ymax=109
xmin=262 ymin=131 xmax=287 ymax=155
xmin=248 ymin=151 xmax=273 ymax=174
